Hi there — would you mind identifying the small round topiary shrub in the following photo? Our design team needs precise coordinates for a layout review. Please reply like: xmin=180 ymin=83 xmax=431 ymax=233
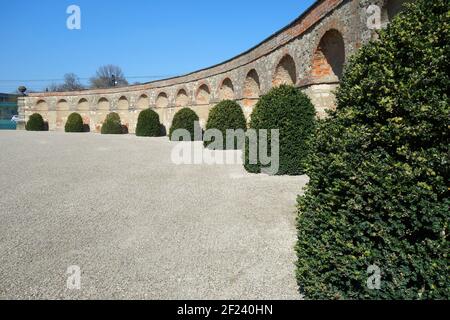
xmin=169 ymin=108 xmax=200 ymax=141
xmin=105 ymin=112 xmax=120 ymax=123
xmin=296 ymin=0 xmax=449 ymax=300
xmin=101 ymin=112 xmax=123 ymax=135
xmin=243 ymin=85 xmax=316 ymax=175
xmin=136 ymin=109 xmax=161 ymax=137
xmin=26 ymin=113 xmax=45 ymax=131
xmin=205 ymin=100 xmax=247 ymax=149
xmin=65 ymin=112 xmax=84 ymax=133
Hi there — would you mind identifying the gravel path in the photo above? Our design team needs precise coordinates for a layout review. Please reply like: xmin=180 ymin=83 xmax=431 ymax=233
xmin=0 ymin=131 xmax=307 ymax=300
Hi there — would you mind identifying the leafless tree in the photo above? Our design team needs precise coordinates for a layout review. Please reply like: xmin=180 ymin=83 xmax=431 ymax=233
xmin=89 ymin=65 xmax=129 ymax=89
xmin=48 ymin=73 xmax=85 ymax=92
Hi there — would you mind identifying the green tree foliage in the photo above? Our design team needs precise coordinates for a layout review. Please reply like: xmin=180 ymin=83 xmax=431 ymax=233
xmin=296 ymin=0 xmax=449 ymax=299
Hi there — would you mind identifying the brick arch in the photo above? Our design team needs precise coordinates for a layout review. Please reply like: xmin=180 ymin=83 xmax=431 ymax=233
xmin=56 ymin=99 xmax=70 ymax=129
xmin=219 ymin=78 xmax=234 ymax=100
xmin=76 ymin=98 xmax=91 ymax=126
xmin=156 ymin=92 xmax=169 ymax=108
xmin=97 ymin=97 xmax=110 ymax=111
xmin=117 ymin=96 xmax=129 ymax=110
xmin=56 ymin=99 xmax=69 ymax=111
xmin=273 ymin=54 xmax=297 ymax=87
xmin=196 ymin=84 xmax=211 ymax=105
xmin=77 ymin=98 xmax=89 ymax=111
xmin=243 ymin=69 xmax=260 ymax=107
xmin=36 ymin=99 xmax=49 ymax=111
xmin=175 ymin=88 xmax=189 ymax=107
xmin=137 ymin=94 xmax=149 ymax=110
xmin=311 ymin=29 xmax=345 ymax=81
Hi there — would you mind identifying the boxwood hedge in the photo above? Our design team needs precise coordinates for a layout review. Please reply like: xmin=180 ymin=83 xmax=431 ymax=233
xmin=244 ymin=85 xmax=316 ymax=175
xmin=205 ymin=100 xmax=247 ymax=149
xmin=136 ymin=109 xmax=161 ymax=137
xmin=65 ymin=112 xmax=84 ymax=133
xmin=169 ymin=108 xmax=200 ymax=141
xmin=101 ymin=112 xmax=123 ymax=135
xmin=26 ymin=113 xmax=46 ymax=131
xmin=296 ymin=0 xmax=449 ymax=300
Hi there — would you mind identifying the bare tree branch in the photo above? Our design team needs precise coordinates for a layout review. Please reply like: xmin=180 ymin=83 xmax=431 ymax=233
xmin=48 ymin=73 xmax=85 ymax=92
xmin=89 ymin=65 xmax=129 ymax=89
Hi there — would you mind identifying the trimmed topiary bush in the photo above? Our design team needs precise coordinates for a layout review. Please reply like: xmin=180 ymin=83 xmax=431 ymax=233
xmin=26 ymin=113 xmax=45 ymax=131
xmin=296 ymin=0 xmax=449 ymax=300
xmin=136 ymin=109 xmax=161 ymax=137
xmin=65 ymin=112 xmax=84 ymax=133
xmin=243 ymin=85 xmax=316 ymax=175
xmin=169 ymin=108 xmax=200 ymax=141
xmin=205 ymin=100 xmax=247 ymax=149
xmin=101 ymin=112 xmax=123 ymax=135
xmin=105 ymin=112 xmax=120 ymax=123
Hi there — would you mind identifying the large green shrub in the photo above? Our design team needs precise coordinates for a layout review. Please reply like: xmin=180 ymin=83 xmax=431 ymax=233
xmin=169 ymin=108 xmax=200 ymax=141
xmin=65 ymin=112 xmax=84 ymax=133
xmin=296 ymin=0 xmax=449 ymax=300
xmin=101 ymin=112 xmax=123 ymax=135
xmin=136 ymin=109 xmax=161 ymax=137
xmin=26 ymin=113 xmax=45 ymax=131
xmin=243 ymin=85 xmax=316 ymax=175
xmin=205 ymin=100 xmax=247 ymax=149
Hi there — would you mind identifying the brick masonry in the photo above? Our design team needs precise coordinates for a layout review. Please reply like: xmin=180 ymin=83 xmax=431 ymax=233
xmin=18 ymin=0 xmax=405 ymax=133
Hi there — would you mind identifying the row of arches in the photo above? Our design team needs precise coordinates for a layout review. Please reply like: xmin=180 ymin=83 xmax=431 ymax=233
xmin=34 ymin=28 xmax=346 ymax=113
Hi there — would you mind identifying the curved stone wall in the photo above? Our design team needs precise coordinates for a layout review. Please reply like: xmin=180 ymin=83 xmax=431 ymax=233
xmin=18 ymin=0 xmax=405 ymax=133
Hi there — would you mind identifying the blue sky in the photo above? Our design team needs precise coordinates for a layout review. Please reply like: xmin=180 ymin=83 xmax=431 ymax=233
xmin=0 ymin=0 xmax=316 ymax=93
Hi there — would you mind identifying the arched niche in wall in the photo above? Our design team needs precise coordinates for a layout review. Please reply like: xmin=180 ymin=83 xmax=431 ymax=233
xmin=219 ymin=78 xmax=235 ymax=100
xmin=137 ymin=94 xmax=150 ymax=110
xmin=97 ymin=97 xmax=110 ymax=111
xmin=56 ymin=99 xmax=70 ymax=128
xmin=56 ymin=99 xmax=69 ymax=111
xmin=156 ymin=92 xmax=169 ymax=109
xmin=36 ymin=99 xmax=49 ymax=111
xmin=77 ymin=98 xmax=89 ymax=111
xmin=76 ymin=98 xmax=90 ymax=125
xmin=176 ymin=89 xmax=189 ymax=107
xmin=273 ymin=54 xmax=297 ymax=87
xmin=117 ymin=96 xmax=129 ymax=110
xmin=243 ymin=69 xmax=261 ymax=107
xmin=311 ymin=29 xmax=345 ymax=82
xmin=96 ymin=98 xmax=110 ymax=128
xmin=196 ymin=84 xmax=211 ymax=105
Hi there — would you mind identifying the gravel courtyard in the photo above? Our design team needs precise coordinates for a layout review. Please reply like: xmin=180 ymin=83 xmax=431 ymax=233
xmin=0 ymin=131 xmax=307 ymax=300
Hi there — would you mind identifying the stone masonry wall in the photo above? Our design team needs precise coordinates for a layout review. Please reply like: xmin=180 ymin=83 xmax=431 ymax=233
xmin=18 ymin=0 xmax=406 ymax=133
